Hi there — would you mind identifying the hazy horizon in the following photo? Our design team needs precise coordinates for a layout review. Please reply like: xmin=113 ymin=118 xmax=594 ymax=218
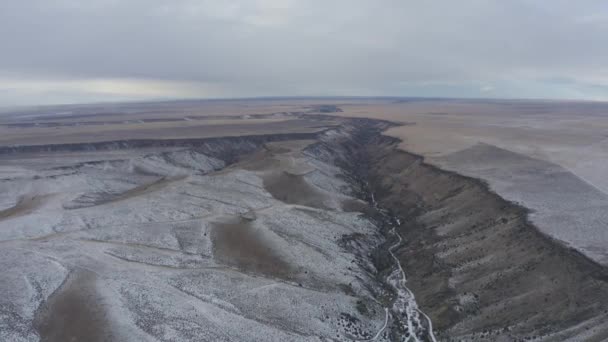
xmin=4 ymin=95 xmax=608 ymax=113
xmin=2 ymin=1 xmax=608 ymax=106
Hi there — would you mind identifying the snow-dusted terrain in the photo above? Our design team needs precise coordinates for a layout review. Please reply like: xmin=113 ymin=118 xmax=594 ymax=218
xmin=0 ymin=135 xmax=413 ymax=341
xmin=4 ymin=98 xmax=606 ymax=340
xmin=435 ymin=143 xmax=608 ymax=265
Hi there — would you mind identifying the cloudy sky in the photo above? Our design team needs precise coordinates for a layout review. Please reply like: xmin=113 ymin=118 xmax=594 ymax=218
xmin=1 ymin=0 xmax=608 ymax=106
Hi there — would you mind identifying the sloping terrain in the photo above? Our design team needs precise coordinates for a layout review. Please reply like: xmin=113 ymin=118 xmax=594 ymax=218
xmin=0 ymin=124 xmax=406 ymax=341
xmin=335 ymin=98 xmax=608 ymax=267
xmin=435 ymin=143 xmax=608 ymax=265
xmin=313 ymin=120 xmax=608 ymax=341
xmin=1 ymin=110 xmax=608 ymax=341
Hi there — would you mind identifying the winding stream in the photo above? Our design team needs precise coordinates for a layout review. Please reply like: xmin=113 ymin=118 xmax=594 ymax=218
xmin=371 ymin=193 xmax=437 ymax=342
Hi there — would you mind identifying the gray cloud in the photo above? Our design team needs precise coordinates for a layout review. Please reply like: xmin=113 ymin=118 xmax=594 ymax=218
xmin=1 ymin=0 xmax=608 ymax=105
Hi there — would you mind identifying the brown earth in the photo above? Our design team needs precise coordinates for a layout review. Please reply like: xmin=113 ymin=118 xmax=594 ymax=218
xmin=34 ymin=271 xmax=120 ymax=342
xmin=263 ymin=171 xmax=329 ymax=209
xmin=0 ymin=195 xmax=52 ymax=221
xmin=0 ymin=100 xmax=345 ymax=147
xmin=210 ymin=217 xmax=293 ymax=279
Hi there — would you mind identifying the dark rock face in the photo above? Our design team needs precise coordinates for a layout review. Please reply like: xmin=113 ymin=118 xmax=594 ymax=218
xmin=313 ymin=119 xmax=608 ymax=341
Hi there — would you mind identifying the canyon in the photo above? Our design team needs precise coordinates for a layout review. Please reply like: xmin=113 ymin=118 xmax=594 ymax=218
xmin=1 ymin=100 xmax=607 ymax=341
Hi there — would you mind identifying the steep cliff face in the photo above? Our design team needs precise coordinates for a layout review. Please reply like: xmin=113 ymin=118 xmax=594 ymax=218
xmin=361 ymin=131 xmax=608 ymax=341
xmin=306 ymin=119 xmax=608 ymax=341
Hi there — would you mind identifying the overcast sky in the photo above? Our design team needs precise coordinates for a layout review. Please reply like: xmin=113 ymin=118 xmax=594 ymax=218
xmin=1 ymin=0 xmax=607 ymax=106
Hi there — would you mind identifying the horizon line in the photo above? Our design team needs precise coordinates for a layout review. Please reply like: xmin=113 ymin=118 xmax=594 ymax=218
xmin=2 ymin=95 xmax=607 ymax=112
